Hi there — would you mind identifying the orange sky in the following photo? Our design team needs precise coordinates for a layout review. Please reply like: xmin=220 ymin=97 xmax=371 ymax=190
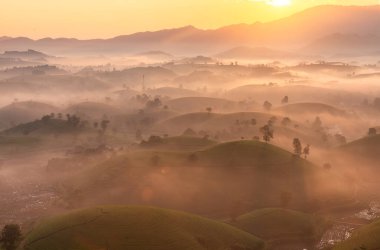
xmin=0 ymin=0 xmax=378 ymax=39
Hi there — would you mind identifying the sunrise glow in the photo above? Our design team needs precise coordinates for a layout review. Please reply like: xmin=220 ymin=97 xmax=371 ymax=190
xmin=267 ymin=0 xmax=292 ymax=7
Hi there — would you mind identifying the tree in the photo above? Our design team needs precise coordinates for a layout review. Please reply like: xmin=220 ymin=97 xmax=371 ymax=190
xmin=312 ymin=116 xmax=322 ymax=130
xmin=206 ymin=107 xmax=212 ymax=114
xmin=250 ymin=118 xmax=257 ymax=126
xmin=303 ymin=144 xmax=311 ymax=159
xmin=281 ymin=96 xmax=289 ymax=104
xmin=0 ymin=224 xmax=21 ymax=250
xmin=335 ymin=134 xmax=347 ymax=145
xmin=368 ymin=127 xmax=377 ymax=136
xmin=41 ymin=115 xmax=51 ymax=124
xmin=260 ymin=125 xmax=274 ymax=143
xmin=263 ymin=101 xmax=272 ymax=111
xmin=145 ymin=97 xmax=162 ymax=109
xmin=293 ymin=138 xmax=302 ymax=157
xmin=281 ymin=117 xmax=291 ymax=127
xmin=101 ymin=120 xmax=110 ymax=132
xmin=183 ymin=128 xmax=197 ymax=137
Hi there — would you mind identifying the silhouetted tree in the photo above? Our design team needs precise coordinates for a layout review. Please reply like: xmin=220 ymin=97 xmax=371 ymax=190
xmin=260 ymin=125 xmax=274 ymax=143
xmin=303 ymin=144 xmax=310 ymax=159
xmin=281 ymin=117 xmax=291 ymax=127
xmin=145 ymin=97 xmax=162 ymax=109
xmin=312 ymin=116 xmax=322 ymax=130
xmin=0 ymin=224 xmax=21 ymax=250
xmin=41 ymin=115 xmax=51 ymax=124
xmin=101 ymin=120 xmax=110 ymax=132
xmin=293 ymin=138 xmax=302 ymax=157
xmin=281 ymin=96 xmax=289 ymax=104
xmin=368 ymin=127 xmax=377 ymax=136
xmin=183 ymin=128 xmax=197 ymax=137
xmin=335 ymin=134 xmax=347 ymax=145
xmin=263 ymin=101 xmax=272 ymax=111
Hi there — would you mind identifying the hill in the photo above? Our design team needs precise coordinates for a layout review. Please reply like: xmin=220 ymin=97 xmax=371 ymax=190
xmin=56 ymin=140 xmax=351 ymax=216
xmin=304 ymin=33 xmax=380 ymax=56
xmin=2 ymin=118 xmax=88 ymax=136
xmin=216 ymin=46 xmax=296 ymax=60
xmin=141 ymin=135 xmax=217 ymax=151
xmin=135 ymin=51 xmax=174 ymax=60
xmin=146 ymin=87 xmax=200 ymax=98
xmin=0 ymin=49 xmax=51 ymax=61
xmin=196 ymin=140 xmax=305 ymax=168
xmin=234 ymin=208 xmax=328 ymax=246
xmin=3 ymin=6 xmax=380 ymax=55
xmin=65 ymin=102 xmax=121 ymax=119
xmin=21 ymin=206 xmax=265 ymax=250
xmin=276 ymin=103 xmax=348 ymax=117
xmin=156 ymin=112 xmax=222 ymax=133
xmin=0 ymin=75 xmax=110 ymax=94
xmin=333 ymin=218 xmax=380 ymax=250
xmin=165 ymin=97 xmax=237 ymax=113
xmin=0 ymin=101 xmax=58 ymax=130
xmin=338 ymin=134 xmax=380 ymax=161
xmin=227 ymin=84 xmax=366 ymax=107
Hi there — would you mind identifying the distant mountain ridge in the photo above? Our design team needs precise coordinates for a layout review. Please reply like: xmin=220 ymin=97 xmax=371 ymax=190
xmin=1 ymin=5 xmax=380 ymax=56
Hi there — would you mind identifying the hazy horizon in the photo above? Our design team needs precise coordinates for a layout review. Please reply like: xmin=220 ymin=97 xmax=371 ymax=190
xmin=1 ymin=1 xmax=380 ymax=39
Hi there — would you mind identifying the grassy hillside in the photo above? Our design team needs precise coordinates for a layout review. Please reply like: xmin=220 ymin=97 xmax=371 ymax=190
xmin=141 ymin=136 xmax=217 ymax=151
xmin=339 ymin=134 xmax=380 ymax=160
xmin=197 ymin=140 xmax=298 ymax=168
xmin=3 ymin=119 xmax=87 ymax=136
xmin=165 ymin=97 xmax=237 ymax=113
xmin=234 ymin=208 xmax=329 ymax=243
xmin=65 ymin=140 xmax=351 ymax=216
xmin=21 ymin=206 xmax=265 ymax=250
xmin=333 ymin=219 xmax=380 ymax=250
xmin=146 ymin=87 xmax=200 ymax=98
xmin=157 ymin=112 xmax=221 ymax=132
xmin=65 ymin=102 xmax=120 ymax=119
xmin=276 ymin=102 xmax=348 ymax=117
xmin=0 ymin=101 xmax=58 ymax=129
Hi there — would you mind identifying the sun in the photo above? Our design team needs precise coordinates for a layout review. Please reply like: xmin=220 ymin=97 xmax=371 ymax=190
xmin=267 ymin=0 xmax=292 ymax=7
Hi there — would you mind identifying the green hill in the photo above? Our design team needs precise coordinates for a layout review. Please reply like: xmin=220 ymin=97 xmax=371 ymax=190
xmin=234 ymin=208 xmax=329 ymax=244
xmin=21 ymin=206 xmax=265 ymax=250
xmin=333 ymin=219 xmax=380 ymax=250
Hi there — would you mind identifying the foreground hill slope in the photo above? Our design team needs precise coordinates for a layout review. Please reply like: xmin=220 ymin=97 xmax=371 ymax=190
xmin=21 ymin=206 xmax=265 ymax=250
xmin=333 ymin=218 xmax=380 ymax=250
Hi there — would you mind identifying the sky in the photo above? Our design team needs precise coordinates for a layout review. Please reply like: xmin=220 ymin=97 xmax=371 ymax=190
xmin=0 ymin=0 xmax=379 ymax=39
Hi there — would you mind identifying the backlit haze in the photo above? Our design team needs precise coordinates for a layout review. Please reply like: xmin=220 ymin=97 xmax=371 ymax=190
xmin=1 ymin=0 xmax=379 ymax=39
